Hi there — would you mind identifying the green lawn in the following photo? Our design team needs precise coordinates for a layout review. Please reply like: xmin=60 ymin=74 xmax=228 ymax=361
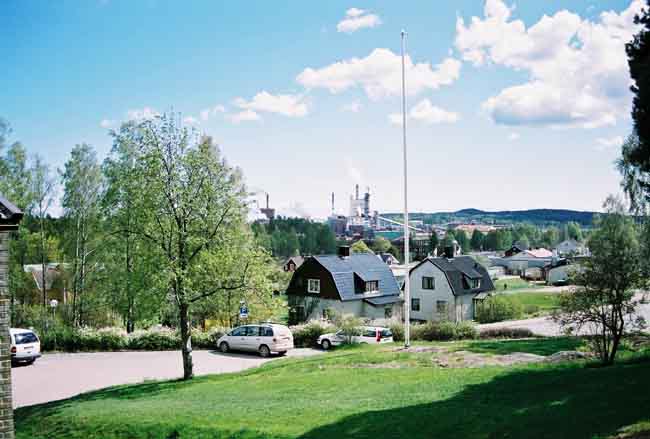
xmin=16 ymin=341 xmax=650 ymax=439
xmin=493 ymin=277 xmax=536 ymax=291
xmin=497 ymin=291 xmax=563 ymax=318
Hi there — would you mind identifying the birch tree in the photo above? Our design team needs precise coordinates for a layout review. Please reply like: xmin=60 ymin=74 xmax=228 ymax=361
xmin=30 ymin=155 xmax=55 ymax=308
xmin=61 ymin=144 xmax=103 ymax=326
xmin=126 ymin=114 xmax=256 ymax=379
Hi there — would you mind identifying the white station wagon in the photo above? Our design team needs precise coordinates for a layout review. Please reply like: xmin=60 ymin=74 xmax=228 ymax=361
xmin=10 ymin=328 xmax=41 ymax=366
xmin=317 ymin=326 xmax=393 ymax=350
xmin=217 ymin=323 xmax=294 ymax=357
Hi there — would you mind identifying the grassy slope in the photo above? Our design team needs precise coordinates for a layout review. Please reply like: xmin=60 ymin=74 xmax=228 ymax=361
xmin=16 ymin=341 xmax=650 ymax=439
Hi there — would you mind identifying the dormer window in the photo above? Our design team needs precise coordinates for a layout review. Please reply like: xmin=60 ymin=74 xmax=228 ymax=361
xmin=365 ymin=280 xmax=379 ymax=293
xmin=464 ymin=277 xmax=481 ymax=289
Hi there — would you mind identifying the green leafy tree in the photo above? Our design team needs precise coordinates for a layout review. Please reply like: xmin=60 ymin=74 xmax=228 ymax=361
xmin=470 ymin=230 xmax=484 ymax=251
xmin=454 ymin=230 xmax=470 ymax=254
xmin=554 ymin=197 xmax=647 ymax=364
xmin=124 ymin=114 xmax=264 ymax=379
xmin=371 ymin=236 xmax=392 ymax=253
xmin=429 ymin=232 xmax=439 ymax=255
xmin=625 ymin=8 xmax=650 ymax=198
xmin=30 ymin=155 xmax=55 ymax=308
xmin=566 ymin=222 xmax=583 ymax=241
xmin=61 ymin=143 xmax=103 ymax=326
xmin=484 ymin=230 xmax=498 ymax=251
xmin=351 ymin=240 xmax=372 ymax=253
xmin=541 ymin=227 xmax=560 ymax=248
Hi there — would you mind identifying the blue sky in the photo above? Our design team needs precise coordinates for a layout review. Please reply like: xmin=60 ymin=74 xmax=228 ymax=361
xmin=1 ymin=0 xmax=641 ymax=218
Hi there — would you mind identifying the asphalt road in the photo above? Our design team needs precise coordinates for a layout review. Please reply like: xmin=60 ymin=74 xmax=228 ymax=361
xmin=11 ymin=348 xmax=323 ymax=409
xmin=479 ymin=293 xmax=650 ymax=336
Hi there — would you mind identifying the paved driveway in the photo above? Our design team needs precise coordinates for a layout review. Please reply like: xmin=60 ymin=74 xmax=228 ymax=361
xmin=479 ymin=294 xmax=650 ymax=337
xmin=11 ymin=348 xmax=322 ymax=409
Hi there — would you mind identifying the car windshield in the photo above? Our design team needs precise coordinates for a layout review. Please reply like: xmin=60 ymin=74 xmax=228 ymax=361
xmin=14 ymin=332 xmax=38 ymax=344
xmin=381 ymin=329 xmax=393 ymax=337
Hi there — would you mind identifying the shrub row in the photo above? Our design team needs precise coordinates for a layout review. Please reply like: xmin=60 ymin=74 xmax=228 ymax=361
xmin=389 ymin=321 xmax=478 ymax=342
xmin=289 ymin=321 xmax=336 ymax=348
xmin=40 ymin=326 xmax=227 ymax=352
xmin=478 ymin=327 xmax=534 ymax=339
xmin=474 ymin=295 xmax=524 ymax=323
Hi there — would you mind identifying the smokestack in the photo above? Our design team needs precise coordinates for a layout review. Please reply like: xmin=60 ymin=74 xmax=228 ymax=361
xmin=331 ymin=192 xmax=335 ymax=215
xmin=266 ymin=193 xmax=269 ymax=209
xmin=355 ymin=184 xmax=359 ymax=200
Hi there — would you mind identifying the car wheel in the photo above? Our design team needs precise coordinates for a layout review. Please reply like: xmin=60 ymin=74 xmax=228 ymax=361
xmin=219 ymin=342 xmax=229 ymax=353
xmin=259 ymin=345 xmax=271 ymax=358
xmin=321 ymin=339 xmax=331 ymax=350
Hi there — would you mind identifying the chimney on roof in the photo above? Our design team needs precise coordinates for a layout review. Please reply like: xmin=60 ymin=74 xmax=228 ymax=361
xmin=338 ymin=245 xmax=350 ymax=259
xmin=443 ymin=245 xmax=454 ymax=259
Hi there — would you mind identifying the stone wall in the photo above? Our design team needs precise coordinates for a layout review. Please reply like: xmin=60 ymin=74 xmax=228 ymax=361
xmin=0 ymin=232 xmax=14 ymax=439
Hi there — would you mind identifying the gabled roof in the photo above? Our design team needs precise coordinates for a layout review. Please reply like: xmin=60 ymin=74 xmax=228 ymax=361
xmin=0 ymin=194 xmax=23 ymax=230
xmin=521 ymin=248 xmax=553 ymax=258
xmin=312 ymin=253 xmax=401 ymax=301
xmin=410 ymin=256 xmax=495 ymax=296
xmin=284 ymin=256 xmax=304 ymax=267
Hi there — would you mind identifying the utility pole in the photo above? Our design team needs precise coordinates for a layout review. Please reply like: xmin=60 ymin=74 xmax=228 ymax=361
xmin=401 ymin=30 xmax=410 ymax=348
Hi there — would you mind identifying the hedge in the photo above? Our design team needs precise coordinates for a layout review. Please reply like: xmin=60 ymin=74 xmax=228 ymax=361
xmin=389 ymin=321 xmax=478 ymax=342
xmin=40 ymin=326 xmax=226 ymax=352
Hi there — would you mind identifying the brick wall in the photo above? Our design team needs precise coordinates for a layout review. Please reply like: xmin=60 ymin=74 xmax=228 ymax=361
xmin=0 ymin=232 xmax=14 ymax=439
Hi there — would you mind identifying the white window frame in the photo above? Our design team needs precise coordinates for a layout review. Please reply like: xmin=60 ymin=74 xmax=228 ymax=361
xmin=307 ymin=278 xmax=320 ymax=294
xmin=365 ymin=280 xmax=379 ymax=293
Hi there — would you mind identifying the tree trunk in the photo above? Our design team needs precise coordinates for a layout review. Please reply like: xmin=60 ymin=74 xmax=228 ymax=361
xmin=179 ymin=301 xmax=193 ymax=380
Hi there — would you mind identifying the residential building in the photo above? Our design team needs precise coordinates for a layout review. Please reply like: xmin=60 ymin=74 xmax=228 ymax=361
xmin=408 ymin=255 xmax=495 ymax=322
xmin=555 ymin=239 xmax=589 ymax=257
xmin=377 ymin=253 xmax=399 ymax=266
xmin=285 ymin=246 xmax=402 ymax=324
xmin=283 ymin=256 xmax=304 ymax=273
xmin=23 ymin=263 xmax=69 ymax=304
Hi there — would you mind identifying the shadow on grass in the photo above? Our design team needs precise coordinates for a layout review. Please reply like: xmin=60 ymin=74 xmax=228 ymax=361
xmin=301 ymin=358 xmax=650 ymax=439
xmin=462 ymin=337 xmax=584 ymax=356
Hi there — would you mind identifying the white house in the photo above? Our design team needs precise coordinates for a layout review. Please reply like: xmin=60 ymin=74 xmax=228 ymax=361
xmin=408 ymin=255 xmax=495 ymax=322
xmin=555 ymin=239 xmax=589 ymax=257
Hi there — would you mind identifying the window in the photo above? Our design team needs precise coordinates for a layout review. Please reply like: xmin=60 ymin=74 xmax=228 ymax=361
xmin=307 ymin=278 xmax=320 ymax=294
xmin=365 ymin=280 xmax=379 ymax=293
xmin=230 ymin=327 xmax=246 ymax=336
xmin=244 ymin=326 xmax=259 ymax=336
xmin=436 ymin=300 xmax=448 ymax=315
xmin=260 ymin=326 xmax=274 ymax=337
xmin=422 ymin=276 xmax=435 ymax=290
xmin=14 ymin=332 xmax=38 ymax=344
xmin=469 ymin=278 xmax=481 ymax=289
xmin=384 ymin=307 xmax=392 ymax=319
xmin=411 ymin=298 xmax=421 ymax=312
xmin=363 ymin=329 xmax=377 ymax=337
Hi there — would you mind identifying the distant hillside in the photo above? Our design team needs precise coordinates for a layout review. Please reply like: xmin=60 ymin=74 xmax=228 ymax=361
xmin=382 ymin=208 xmax=598 ymax=227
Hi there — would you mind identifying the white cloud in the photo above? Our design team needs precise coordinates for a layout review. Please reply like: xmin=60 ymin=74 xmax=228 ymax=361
xmin=508 ymin=132 xmax=520 ymax=140
xmin=234 ymin=91 xmax=308 ymax=117
xmin=127 ymin=107 xmax=159 ymax=120
xmin=337 ymin=8 xmax=382 ymax=33
xmin=297 ymin=48 xmax=461 ymax=100
xmin=183 ymin=116 xmax=199 ymax=125
xmin=228 ymin=109 xmax=261 ymax=124
xmin=596 ymin=135 xmax=624 ymax=150
xmin=100 ymin=119 xmax=115 ymax=129
xmin=388 ymin=99 xmax=459 ymax=126
xmin=200 ymin=105 xmax=226 ymax=121
xmin=341 ymin=100 xmax=362 ymax=113
xmin=455 ymin=0 xmax=644 ymax=129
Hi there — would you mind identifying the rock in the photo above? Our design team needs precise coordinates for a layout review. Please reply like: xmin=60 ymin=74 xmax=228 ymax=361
xmin=545 ymin=351 xmax=589 ymax=363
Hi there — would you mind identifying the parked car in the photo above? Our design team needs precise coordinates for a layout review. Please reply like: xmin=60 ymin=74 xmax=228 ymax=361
xmin=317 ymin=326 xmax=393 ymax=350
xmin=10 ymin=328 xmax=41 ymax=366
xmin=217 ymin=323 xmax=294 ymax=357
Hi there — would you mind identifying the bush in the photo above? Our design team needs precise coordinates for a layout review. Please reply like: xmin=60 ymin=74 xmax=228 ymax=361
xmin=474 ymin=295 xmax=524 ymax=323
xmin=389 ymin=321 xmax=477 ymax=342
xmin=127 ymin=327 xmax=180 ymax=350
xmin=79 ymin=327 xmax=127 ymax=351
xmin=192 ymin=327 xmax=227 ymax=349
xmin=523 ymin=304 xmax=540 ymax=315
xmin=479 ymin=327 xmax=534 ymax=339
xmin=290 ymin=321 xmax=335 ymax=348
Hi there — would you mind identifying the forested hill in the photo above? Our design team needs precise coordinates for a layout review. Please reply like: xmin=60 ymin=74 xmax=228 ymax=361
xmin=382 ymin=208 xmax=598 ymax=227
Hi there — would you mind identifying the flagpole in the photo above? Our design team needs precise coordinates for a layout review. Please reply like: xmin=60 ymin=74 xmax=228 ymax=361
xmin=401 ymin=30 xmax=410 ymax=348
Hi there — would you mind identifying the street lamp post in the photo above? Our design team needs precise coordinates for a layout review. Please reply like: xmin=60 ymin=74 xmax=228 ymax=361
xmin=401 ymin=30 xmax=410 ymax=348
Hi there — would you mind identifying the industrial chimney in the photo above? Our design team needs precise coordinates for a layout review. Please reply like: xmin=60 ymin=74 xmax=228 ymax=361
xmin=331 ymin=192 xmax=335 ymax=215
xmin=355 ymin=184 xmax=359 ymax=200
xmin=266 ymin=193 xmax=269 ymax=209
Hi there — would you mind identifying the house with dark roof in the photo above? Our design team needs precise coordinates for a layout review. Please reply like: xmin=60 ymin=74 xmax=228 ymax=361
xmin=23 ymin=263 xmax=70 ymax=304
xmin=504 ymin=241 xmax=529 ymax=257
xmin=377 ymin=252 xmax=399 ymax=266
xmin=285 ymin=246 xmax=402 ymax=324
xmin=408 ymin=255 xmax=494 ymax=322
xmin=283 ymin=256 xmax=305 ymax=272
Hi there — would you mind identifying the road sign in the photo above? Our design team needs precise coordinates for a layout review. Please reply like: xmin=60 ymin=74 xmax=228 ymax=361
xmin=239 ymin=306 xmax=248 ymax=319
